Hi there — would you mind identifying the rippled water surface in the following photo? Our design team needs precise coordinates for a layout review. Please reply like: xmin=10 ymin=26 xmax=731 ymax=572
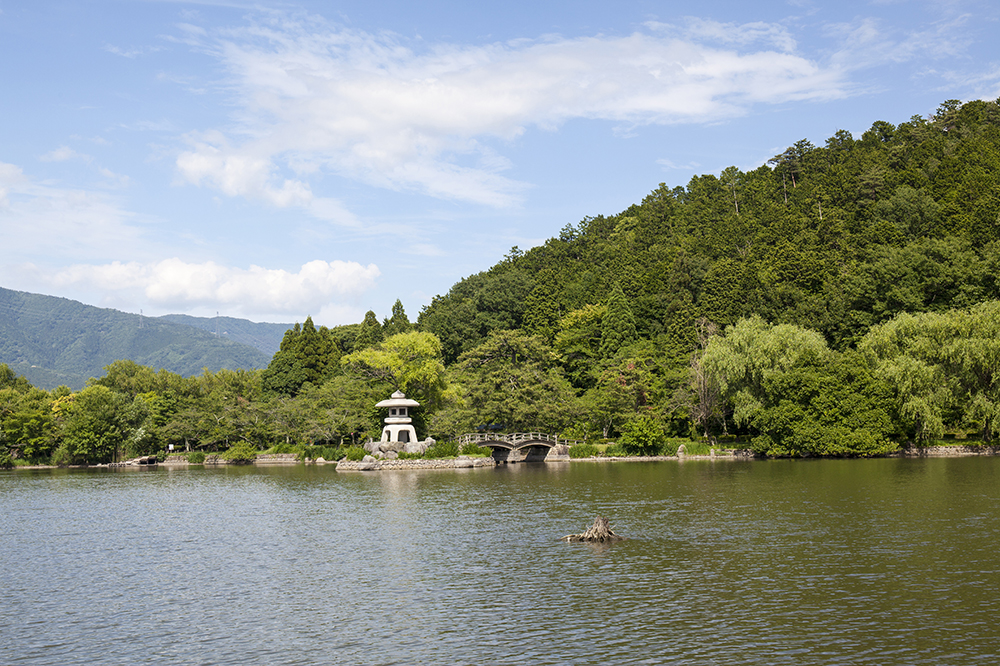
xmin=3 ymin=458 xmax=1000 ymax=665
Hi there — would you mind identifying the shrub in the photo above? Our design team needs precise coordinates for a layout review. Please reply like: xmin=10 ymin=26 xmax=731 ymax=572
xmin=268 ymin=442 xmax=302 ymax=455
xmin=660 ymin=438 xmax=700 ymax=456
xmin=0 ymin=452 xmax=14 ymax=469
xmin=458 ymin=442 xmax=489 ymax=457
xmin=186 ymin=451 xmax=206 ymax=464
xmin=682 ymin=441 xmax=711 ymax=456
xmin=568 ymin=443 xmax=599 ymax=458
xmin=304 ymin=445 xmax=342 ymax=461
xmin=604 ymin=443 xmax=627 ymax=457
xmin=424 ymin=440 xmax=459 ymax=458
xmin=396 ymin=451 xmax=423 ymax=460
xmin=221 ymin=441 xmax=259 ymax=463
xmin=619 ymin=413 xmax=666 ymax=455
xmin=343 ymin=446 xmax=367 ymax=461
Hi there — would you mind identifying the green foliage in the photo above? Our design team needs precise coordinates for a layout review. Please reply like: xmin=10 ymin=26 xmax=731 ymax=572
xmin=342 ymin=331 xmax=447 ymax=410
xmin=618 ymin=412 xmax=666 ymax=455
xmin=0 ymin=451 xmax=13 ymax=469
xmin=604 ymin=442 xmax=627 ymax=457
xmin=186 ymin=451 xmax=206 ymax=464
xmin=396 ymin=450 xmax=424 ymax=460
xmin=568 ymin=443 xmax=599 ymax=458
xmin=383 ymin=300 xmax=414 ymax=338
xmin=700 ymin=316 xmax=830 ymax=431
xmin=354 ymin=310 xmax=385 ymax=350
xmin=600 ymin=283 xmax=638 ymax=358
xmin=10 ymin=99 xmax=1000 ymax=460
xmin=452 ymin=330 xmax=580 ymax=433
xmin=262 ymin=317 xmax=340 ymax=397
xmin=679 ymin=440 xmax=711 ymax=456
xmin=458 ymin=441 xmax=489 ymax=456
xmin=748 ymin=352 xmax=897 ymax=457
xmin=302 ymin=445 xmax=343 ymax=461
xmin=423 ymin=440 xmax=460 ymax=458
xmin=221 ymin=441 xmax=259 ymax=463
xmin=343 ymin=445 xmax=367 ymax=461
xmin=861 ymin=301 xmax=1000 ymax=442
xmin=57 ymin=385 xmax=146 ymax=464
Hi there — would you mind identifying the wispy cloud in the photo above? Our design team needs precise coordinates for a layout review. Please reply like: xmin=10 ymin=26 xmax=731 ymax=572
xmin=0 ymin=161 xmax=142 ymax=261
xmin=40 ymin=146 xmax=90 ymax=163
xmin=104 ymin=44 xmax=166 ymax=59
xmin=174 ymin=13 xmax=850 ymax=211
xmin=827 ymin=13 xmax=973 ymax=70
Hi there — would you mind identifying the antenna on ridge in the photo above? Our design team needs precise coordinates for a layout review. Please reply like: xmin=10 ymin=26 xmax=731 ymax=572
xmin=216 ymin=311 xmax=220 ymax=337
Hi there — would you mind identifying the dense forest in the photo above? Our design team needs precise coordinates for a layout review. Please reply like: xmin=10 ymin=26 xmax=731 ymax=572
xmin=4 ymin=99 xmax=1000 ymax=466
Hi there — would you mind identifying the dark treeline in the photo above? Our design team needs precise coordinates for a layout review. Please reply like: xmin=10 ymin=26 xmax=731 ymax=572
xmin=4 ymin=99 xmax=1000 ymax=466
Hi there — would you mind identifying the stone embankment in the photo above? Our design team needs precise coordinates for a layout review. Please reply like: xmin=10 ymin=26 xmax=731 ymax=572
xmin=336 ymin=455 xmax=497 ymax=471
xmin=897 ymin=444 xmax=1000 ymax=457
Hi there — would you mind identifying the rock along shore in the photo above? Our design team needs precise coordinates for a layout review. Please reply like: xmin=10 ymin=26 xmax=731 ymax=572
xmin=336 ymin=455 xmax=497 ymax=471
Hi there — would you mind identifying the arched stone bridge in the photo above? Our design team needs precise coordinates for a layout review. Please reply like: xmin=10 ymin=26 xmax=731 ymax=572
xmin=457 ymin=432 xmax=578 ymax=462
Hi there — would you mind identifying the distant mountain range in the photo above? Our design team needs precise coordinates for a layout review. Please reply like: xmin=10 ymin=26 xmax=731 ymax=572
xmin=0 ymin=287 xmax=291 ymax=390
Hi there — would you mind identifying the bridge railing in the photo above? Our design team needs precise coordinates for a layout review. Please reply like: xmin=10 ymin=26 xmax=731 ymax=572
xmin=457 ymin=432 xmax=581 ymax=447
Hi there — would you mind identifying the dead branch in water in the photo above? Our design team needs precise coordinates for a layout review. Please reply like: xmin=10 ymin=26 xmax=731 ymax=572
xmin=560 ymin=516 xmax=625 ymax=542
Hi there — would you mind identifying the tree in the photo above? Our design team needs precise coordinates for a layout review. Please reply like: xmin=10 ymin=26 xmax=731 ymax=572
xmin=55 ymin=385 xmax=144 ymax=464
xmin=749 ymin=351 xmax=897 ymax=457
xmin=554 ymin=304 xmax=606 ymax=389
xmin=383 ymin=299 xmax=413 ymax=338
xmin=341 ymin=331 xmax=447 ymax=409
xmin=688 ymin=318 xmax=723 ymax=438
xmin=701 ymin=316 xmax=830 ymax=432
xmin=600 ymin=282 xmax=637 ymax=358
xmin=0 ymin=385 xmax=55 ymax=462
xmin=619 ymin=411 xmax=666 ymax=455
xmin=861 ymin=301 xmax=1000 ymax=441
xmin=262 ymin=316 xmax=340 ymax=396
xmin=455 ymin=330 xmax=580 ymax=433
xmin=354 ymin=310 xmax=385 ymax=350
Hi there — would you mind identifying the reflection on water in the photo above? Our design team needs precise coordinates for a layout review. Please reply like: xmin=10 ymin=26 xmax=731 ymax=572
xmin=3 ymin=458 xmax=1000 ymax=665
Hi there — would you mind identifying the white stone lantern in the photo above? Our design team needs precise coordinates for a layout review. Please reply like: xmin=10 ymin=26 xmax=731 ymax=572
xmin=376 ymin=390 xmax=420 ymax=444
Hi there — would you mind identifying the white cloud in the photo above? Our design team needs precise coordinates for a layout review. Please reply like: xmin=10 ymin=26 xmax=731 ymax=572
xmin=49 ymin=258 xmax=381 ymax=315
xmin=176 ymin=15 xmax=850 ymax=210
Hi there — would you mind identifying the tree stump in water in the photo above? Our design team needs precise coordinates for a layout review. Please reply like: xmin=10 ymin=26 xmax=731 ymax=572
xmin=560 ymin=516 xmax=625 ymax=542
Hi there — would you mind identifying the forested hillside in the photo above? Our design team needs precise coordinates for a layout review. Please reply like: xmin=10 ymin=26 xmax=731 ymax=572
xmin=420 ymin=99 xmax=1000 ymax=360
xmin=5 ymin=99 xmax=1000 ymax=466
xmin=0 ymin=288 xmax=272 ymax=389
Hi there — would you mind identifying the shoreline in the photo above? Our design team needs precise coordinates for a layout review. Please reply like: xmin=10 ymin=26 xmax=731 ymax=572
xmin=7 ymin=444 xmax=1000 ymax=472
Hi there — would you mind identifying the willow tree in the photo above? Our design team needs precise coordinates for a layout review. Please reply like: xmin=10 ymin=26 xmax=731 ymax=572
xmin=861 ymin=301 xmax=1000 ymax=441
xmin=699 ymin=316 xmax=830 ymax=432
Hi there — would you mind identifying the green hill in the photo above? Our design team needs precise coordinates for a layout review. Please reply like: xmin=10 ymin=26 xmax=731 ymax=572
xmin=158 ymin=314 xmax=290 ymax=357
xmin=0 ymin=287 xmax=273 ymax=390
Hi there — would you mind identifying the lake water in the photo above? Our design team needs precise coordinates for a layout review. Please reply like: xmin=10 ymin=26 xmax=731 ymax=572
xmin=2 ymin=458 xmax=999 ymax=665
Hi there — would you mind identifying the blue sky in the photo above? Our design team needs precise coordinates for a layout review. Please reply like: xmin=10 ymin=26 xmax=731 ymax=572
xmin=2 ymin=0 xmax=998 ymax=326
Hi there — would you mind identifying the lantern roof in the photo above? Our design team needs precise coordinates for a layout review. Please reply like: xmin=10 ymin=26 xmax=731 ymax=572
xmin=375 ymin=390 xmax=420 ymax=408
